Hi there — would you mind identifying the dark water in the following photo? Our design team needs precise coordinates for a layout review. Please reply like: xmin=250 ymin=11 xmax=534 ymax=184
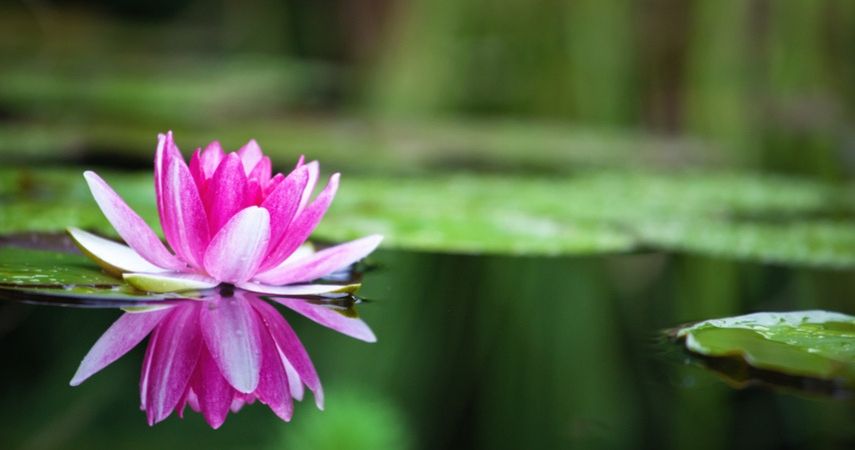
xmin=1 ymin=248 xmax=854 ymax=450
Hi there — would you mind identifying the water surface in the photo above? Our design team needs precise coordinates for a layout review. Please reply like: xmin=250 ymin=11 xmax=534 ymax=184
xmin=1 ymin=247 xmax=854 ymax=449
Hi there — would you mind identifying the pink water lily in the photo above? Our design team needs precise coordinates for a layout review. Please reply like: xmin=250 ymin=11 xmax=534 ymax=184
xmin=70 ymin=291 xmax=376 ymax=427
xmin=68 ymin=131 xmax=382 ymax=297
xmin=67 ymin=132 xmax=382 ymax=427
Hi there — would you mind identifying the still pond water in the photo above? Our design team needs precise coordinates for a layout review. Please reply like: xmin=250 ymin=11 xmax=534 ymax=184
xmin=1 ymin=246 xmax=854 ymax=449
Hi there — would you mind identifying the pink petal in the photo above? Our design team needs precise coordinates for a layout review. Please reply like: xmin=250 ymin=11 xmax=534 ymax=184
xmin=273 ymin=297 xmax=376 ymax=343
xmin=140 ymin=325 xmax=159 ymax=410
xmin=259 ymin=165 xmax=310 ymax=266
xmin=230 ymin=393 xmax=258 ymax=413
xmin=237 ymin=282 xmax=360 ymax=296
xmin=200 ymin=141 xmax=225 ymax=178
xmin=154 ymin=132 xmax=181 ymax=226
xmin=282 ymin=358 xmax=304 ymax=401
xmin=188 ymin=149 xmax=206 ymax=194
xmin=83 ymin=171 xmax=186 ymax=271
xmin=176 ymin=384 xmax=191 ymax=418
xmin=261 ymin=173 xmax=339 ymax=271
xmin=255 ymin=235 xmax=382 ymax=285
xmin=70 ymin=308 xmax=171 ymax=386
xmin=186 ymin=388 xmax=202 ymax=413
xmin=146 ymin=304 xmax=203 ymax=425
xmin=193 ymin=345 xmax=234 ymax=429
xmin=297 ymin=160 xmax=319 ymax=215
xmin=237 ymin=140 xmax=263 ymax=174
xmin=204 ymin=153 xmax=248 ymax=234
xmin=161 ymin=152 xmax=211 ymax=269
xmin=203 ymin=206 xmax=270 ymax=284
xmin=264 ymin=173 xmax=285 ymax=196
xmin=200 ymin=292 xmax=263 ymax=393
xmin=249 ymin=156 xmax=272 ymax=184
xmin=252 ymin=299 xmax=323 ymax=408
xmin=255 ymin=319 xmax=293 ymax=421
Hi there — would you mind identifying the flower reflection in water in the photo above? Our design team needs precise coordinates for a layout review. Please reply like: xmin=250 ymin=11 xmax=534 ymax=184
xmin=70 ymin=288 xmax=375 ymax=428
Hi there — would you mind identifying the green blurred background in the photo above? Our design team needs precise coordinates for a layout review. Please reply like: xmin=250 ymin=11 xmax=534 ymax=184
xmin=1 ymin=1 xmax=855 ymax=449
xmin=1 ymin=0 xmax=852 ymax=177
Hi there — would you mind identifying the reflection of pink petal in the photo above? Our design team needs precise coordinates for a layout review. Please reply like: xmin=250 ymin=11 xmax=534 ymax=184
xmin=71 ymin=308 xmax=172 ymax=386
xmin=275 ymin=297 xmax=377 ymax=343
xmin=283 ymin=357 xmax=305 ymax=401
xmin=200 ymin=294 xmax=263 ymax=393
xmin=146 ymin=305 xmax=203 ymax=425
xmin=193 ymin=346 xmax=234 ymax=429
xmin=255 ymin=321 xmax=293 ymax=421
xmin=253 ymin=299 xmax=324 ymax=409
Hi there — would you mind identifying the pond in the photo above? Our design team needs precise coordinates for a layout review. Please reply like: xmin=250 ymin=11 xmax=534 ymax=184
xmin=1 ymin=242 xmax=853 ymax=449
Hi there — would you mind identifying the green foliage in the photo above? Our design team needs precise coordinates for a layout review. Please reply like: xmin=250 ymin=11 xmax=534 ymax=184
xmin=676 ymin=311 xmax=855 ymax=383
xmin=0 ymin=57 xmax=326 ymax=125
xmin=273 ymin=388 xmax=412 ymax=450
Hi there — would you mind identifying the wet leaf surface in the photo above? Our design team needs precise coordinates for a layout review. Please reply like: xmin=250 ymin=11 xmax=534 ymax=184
xmin=674 ymin=311 xmax=855 ymax=395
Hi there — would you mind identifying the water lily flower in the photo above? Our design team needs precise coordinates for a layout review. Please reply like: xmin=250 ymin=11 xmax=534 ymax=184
xmin=70 ymin=290 xmax=376 ymax=427
xmin=66 ymin=132 xmax=382 ymax=427
xmin=68 ymin=131 xmax=383 ymax=298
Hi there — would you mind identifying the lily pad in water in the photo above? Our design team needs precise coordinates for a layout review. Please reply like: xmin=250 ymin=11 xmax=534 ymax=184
xmin=674 ymin=311 xmax=855 ymax=395
xmin=4 ymin=168 xmax=855 ymax=263
xmin=0 ymin=244 xmax=188 ymax=306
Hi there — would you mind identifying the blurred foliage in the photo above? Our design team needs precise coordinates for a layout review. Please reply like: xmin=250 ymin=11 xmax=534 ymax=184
xmin=273 ymin=388 xmax=412 ymax=450
xmin=0 ymin=0 xmax=852 ymax=179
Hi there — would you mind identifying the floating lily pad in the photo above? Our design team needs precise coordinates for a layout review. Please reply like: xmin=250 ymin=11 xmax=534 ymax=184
xmin=2 ymin=168 xmax=855 ymax=261
xmin=0 ymin=245 xmax=185 ymax=306
xmin=674 ymin=311 xmax=855 ymax=392
xmin=638 ymin=219 xmax=855 ymax=268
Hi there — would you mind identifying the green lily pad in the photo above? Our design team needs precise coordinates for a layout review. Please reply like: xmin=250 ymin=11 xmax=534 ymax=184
xmin=2 ymin=168 xmax=855 ymax=261
xmin=675 ymin=311 xmax=855 ymax=388
xmin=0 ymin=245 xmax=184 ymax=305
xmin=638 ymin=219 xmax=855 ymax=268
